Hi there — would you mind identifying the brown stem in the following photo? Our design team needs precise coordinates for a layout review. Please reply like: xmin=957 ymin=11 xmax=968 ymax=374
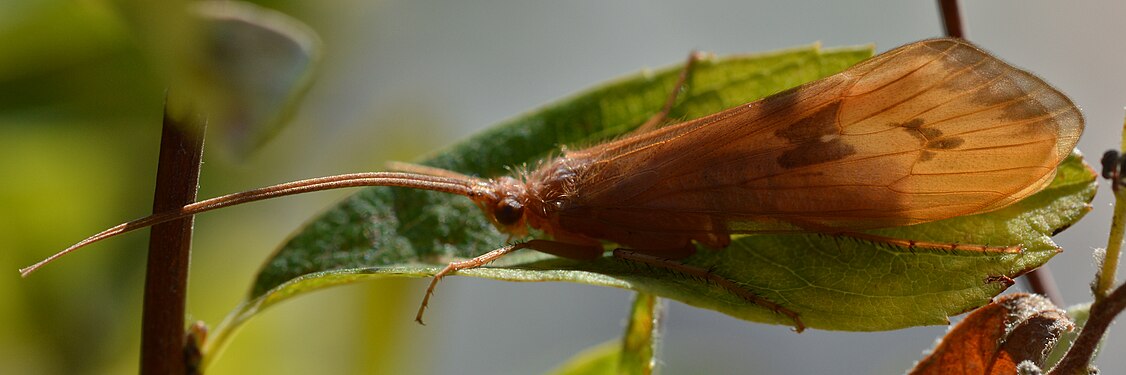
xmin=1049 ymin=283 xmax=1126 ymax=374
xmin=937 ymin=0 xmax=965 ymax=39
xmin=139 ymin=101 xmax=206 ymax=375
xmin=1027 ymin=265 xmax=1065 ymax=307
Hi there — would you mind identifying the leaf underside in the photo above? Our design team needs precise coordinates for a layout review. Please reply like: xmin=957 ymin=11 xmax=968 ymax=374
xmin=223 ymin=43 xmax=1095 ymax=336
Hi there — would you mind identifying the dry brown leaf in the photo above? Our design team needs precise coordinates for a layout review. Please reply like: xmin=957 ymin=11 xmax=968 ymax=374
xmin=909 ymin=293 xmax=1074 ymax=375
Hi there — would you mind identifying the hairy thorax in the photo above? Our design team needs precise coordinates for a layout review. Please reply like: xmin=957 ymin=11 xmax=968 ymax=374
xmin=520 ymin=153 xmax=717 ymax=253
xmin=520 ymin=155 xmax=593 ymax=244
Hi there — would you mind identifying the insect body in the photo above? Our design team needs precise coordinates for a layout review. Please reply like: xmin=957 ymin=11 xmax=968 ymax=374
xmin=520 ymin=38 xmax=1079 ymax=252
xmin=20 ymin=38 xmax=1083 ymax=332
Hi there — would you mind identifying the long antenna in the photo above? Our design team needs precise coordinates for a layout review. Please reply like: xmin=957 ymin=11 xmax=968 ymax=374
xmin=19 ymin=171 xmax=485 ymax=277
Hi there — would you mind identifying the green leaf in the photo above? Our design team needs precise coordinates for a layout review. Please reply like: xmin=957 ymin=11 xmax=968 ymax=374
xmin=0 ymin=1 xmax=320 ymax=156
xmin=188 ymin=1 xmax=321 ymax=157
xmin=0 ymin=0 xmax=163 ymax=117
xmin=547 ymin=341 xmax=620 ymax=375
xmin=618 ymin=293 xmax=660 ymax=375
xmin=548 ymin=293 xmax=661 ymax=375
xmin=205 ymin=42 xmax=1096 ymax=363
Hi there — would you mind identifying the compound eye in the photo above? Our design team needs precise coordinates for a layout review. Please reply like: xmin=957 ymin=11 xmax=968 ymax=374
xmin=493 ymin=198 xmax=524 ymax=226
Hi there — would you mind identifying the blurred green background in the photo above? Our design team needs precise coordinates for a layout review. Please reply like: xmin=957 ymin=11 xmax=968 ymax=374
xmin=3 ymin=1 xmax=1124 ymax=374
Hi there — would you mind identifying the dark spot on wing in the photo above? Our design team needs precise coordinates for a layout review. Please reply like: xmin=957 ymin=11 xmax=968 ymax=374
xmin=1000 ymin=94 xmax=1049 ymax=121
xmin=919 ymin=150 xmax=936 ymax=162
xmin=898 ymin=119 xmax=948 ymax=146
xmin=893 ymin=118 xmax=964 ymax=159
xmin=775 ymin=102 xmax=856 ymax=168
xmin=918 ymin=127 xmax=942 ymax=139
xmin=775 ymin=102 xmax=842 ymax=140
xmin=927 ymin=137 xmax=964 ymax=150
xmin=776 ymin=144 xmax=856 ymax=169
xmin=970 ymin=69 xmax=1058 ymax=121
xmin=900 ymin=118 xmax=925 ymax=129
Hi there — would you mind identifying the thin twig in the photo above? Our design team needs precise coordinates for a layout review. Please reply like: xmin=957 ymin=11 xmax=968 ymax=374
xmin=937 ymin=0 xmax=965 ymax=39
xmin=1096 ymin=191 xmax=1125 ymax=301
xmin=1093 ymin=116 xmax=1126 ymax=300
xmin=1027 ymin=266 xmax=1065 ymax=307
xmin=1049 ymin=284 xmax=1126 ymax=375
xmin=139 ymin=100 xmax=206 ymax=375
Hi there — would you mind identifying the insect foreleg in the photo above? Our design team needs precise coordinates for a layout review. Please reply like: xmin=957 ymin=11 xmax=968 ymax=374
xmin=612 ymin=249 xmax=806 ymax=333
xmin=414 ymin=239 xmax=604 ymax=325
xmin=415 ymin=243 xmax=531 ymax=325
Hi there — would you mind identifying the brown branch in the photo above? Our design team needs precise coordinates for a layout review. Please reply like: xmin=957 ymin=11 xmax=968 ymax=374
xmin=1049 ymin=283 xmax=1126 ymax=374
xmin=937 ymin=0 xmax=965 ymax=39
xmin=139 ymin=101 xmax=206 ymax=375
xmin=1027 ymin=265 xmax=1066 ymax=307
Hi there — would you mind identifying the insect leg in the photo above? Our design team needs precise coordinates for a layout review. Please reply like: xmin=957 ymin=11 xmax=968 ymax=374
xmin=838 ymin=232 xmax=1022 ymax=254
xmin=520 ymin=239 xmax=605 ymax=260
xmin=633 ymin=51 xmax=704 ymax=134
xmin=415 ymin=239 xmax=603 ymax=324
xmin=416 ymin=242 xmax=532 ymax=325
xmin=612 ymin=249 xmax=806 ymax=333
